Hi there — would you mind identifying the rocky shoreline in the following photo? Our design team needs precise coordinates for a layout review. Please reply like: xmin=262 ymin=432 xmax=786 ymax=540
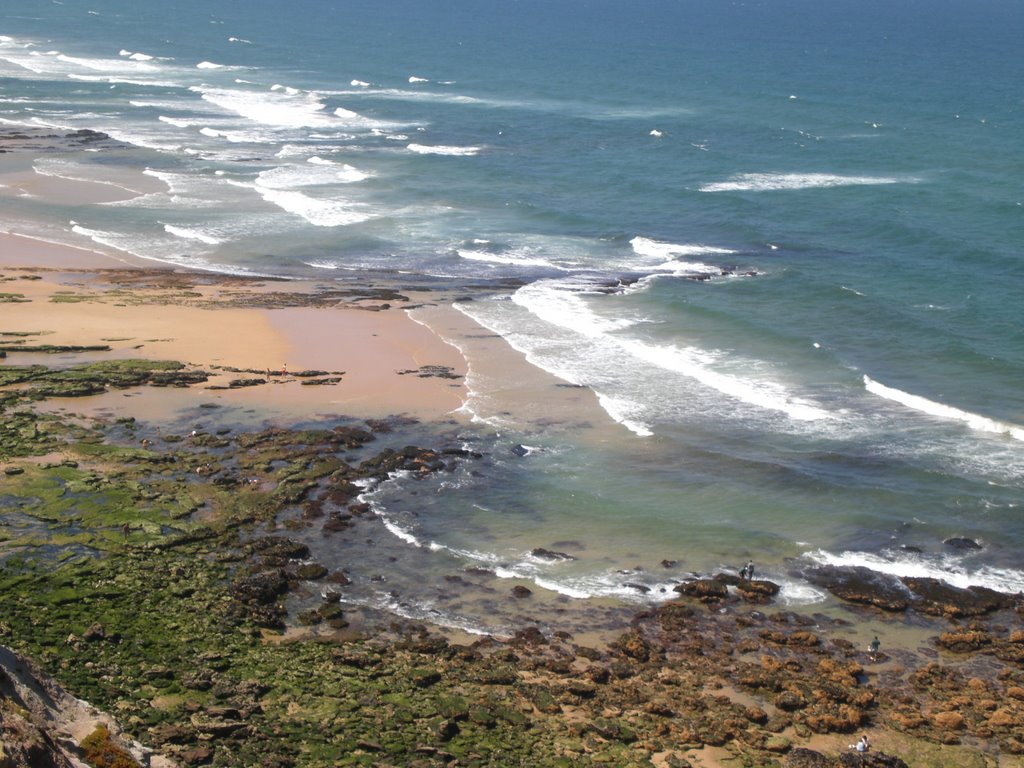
xmin=2 ymin=270 xmax=1023 ymax=767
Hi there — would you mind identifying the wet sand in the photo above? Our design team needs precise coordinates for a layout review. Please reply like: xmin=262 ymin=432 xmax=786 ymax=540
xmin=0 ymin=239 xmax=471 ymax=423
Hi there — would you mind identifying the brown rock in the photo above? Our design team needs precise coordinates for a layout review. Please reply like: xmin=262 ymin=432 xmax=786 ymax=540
xmin=181 ymin=745 xmax=214 ymax=765
xmin=613 ymin=631 xmax=654 ymax=662
xmin=891 ymin=710 xmax=926 ymax=730
xmin=674 ymin=578 xmax=728 ymax=602
xmin=735 ymin=579 xmax=782 ymax=603
xmin=655 ymin=601 xmax=696 ymax=632
xmin=901 ymin=577 xmax=1010 ymax=617
xmin=788 ymin=630 xmax=820 ymax=647
xmin=784 ymin=748 xmax=830 ymax=767
xmin=931 ymin=711 xmax=965 ymax=730
xmin=989 ymin=709 xmax=1018 ymax=728
xmin=82 ymin=623 xmax=106 ymax=642
xmin=937 ymin=630 xmax=992 ymax=653
xmin=775 ymin=691 xmax=807 ymax=712
xmin=745 ymin=705 xmax=769 ymax=724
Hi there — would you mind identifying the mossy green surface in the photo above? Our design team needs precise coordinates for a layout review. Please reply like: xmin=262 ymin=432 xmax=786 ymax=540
xmin=0 ymin=547 xmax=599 ymax=767
xmin=0 ymin=358 xmax=209 ymax=405
xmin=0 ymin=396 xmax=601 ymax=767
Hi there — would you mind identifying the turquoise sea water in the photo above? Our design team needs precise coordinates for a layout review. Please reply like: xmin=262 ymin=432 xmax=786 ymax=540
xmin=2 ymin=0 xmax=1022 ymax=633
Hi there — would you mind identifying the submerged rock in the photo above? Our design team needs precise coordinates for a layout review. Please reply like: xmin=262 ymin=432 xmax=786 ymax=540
xmin=943 ymin=536 xmax=982 ymax=551
xmin=530 ymin=547 xmax=576 ymax=561
xmin=801 ymin=565 xmax=912 ymax=612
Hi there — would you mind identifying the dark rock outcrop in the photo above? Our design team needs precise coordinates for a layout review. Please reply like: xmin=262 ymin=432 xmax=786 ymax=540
xmin=802 ymin=566 xmax=912 ymax=612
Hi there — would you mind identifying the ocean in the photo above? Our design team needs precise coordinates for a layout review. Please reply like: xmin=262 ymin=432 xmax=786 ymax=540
xmin=2 ymin=0 xmax=1022 ymax=635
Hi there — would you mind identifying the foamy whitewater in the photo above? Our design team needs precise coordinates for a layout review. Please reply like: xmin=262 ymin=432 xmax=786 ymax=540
xmin=2 ymin=0 xmax=1022 ymax=633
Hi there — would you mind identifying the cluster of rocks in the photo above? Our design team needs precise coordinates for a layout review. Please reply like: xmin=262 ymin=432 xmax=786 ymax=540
xmin=0 ymin=359 xmax=210 ymax=402
xmin=0 ymin=128 xmax=122 ymax=153
xmin=397 ymin=365 xmax=463 ymax=380
xmin=2 ymin=356 xmax=1022 ymax=766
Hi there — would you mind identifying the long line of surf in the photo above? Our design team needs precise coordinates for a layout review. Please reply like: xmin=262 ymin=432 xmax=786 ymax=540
xmin=864 ymin=375 xmax=1024 ymax=441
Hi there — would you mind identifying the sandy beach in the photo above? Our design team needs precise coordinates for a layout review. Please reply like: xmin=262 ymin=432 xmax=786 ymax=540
xmin=1 ymin=235 xmax=473 ymax=423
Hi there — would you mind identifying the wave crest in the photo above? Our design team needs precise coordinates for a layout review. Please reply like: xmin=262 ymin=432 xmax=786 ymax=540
xmin=864 ymin=375 xmax=1024 ymax=441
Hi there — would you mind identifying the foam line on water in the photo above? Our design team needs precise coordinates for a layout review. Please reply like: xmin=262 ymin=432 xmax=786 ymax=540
xmin=407 ymin=143 xmax=481 ymax=156
xmin=457 ymin=248 xmax=567 ymax=270
xmin=191 ymin=84 xmax=338 ymax=129
xmin=510 ymin=280 xmax=831 ymax=422
xmin=596 ymin=393 xmax=653 ymax=437
xmin=630 ymin=235 xmax=736 ymax=259
xmin=68 ymin=223 xmax=270 ymax=276
xmin=700 ymin=172 xmax=917 ymax=192
xmin=163 ymin=224 xmax=222 ymax=245
xmin=864 ymin=375 xmax=1024 ymax=441
xmin=253 ymin=186 xmax=373 ymax=227
xmin=32 ymin=158 xmax=147 ymax=195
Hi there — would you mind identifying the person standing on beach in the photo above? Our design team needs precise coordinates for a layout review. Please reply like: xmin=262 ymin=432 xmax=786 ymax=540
xmin=745 ymin=560 xmax=754 ymax=580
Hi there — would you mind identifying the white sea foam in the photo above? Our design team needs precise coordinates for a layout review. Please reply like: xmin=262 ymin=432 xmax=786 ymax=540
xmin=864 ymin=376 xmax=1024 ymax=441
xmin=32 ymin=158 xmax=146 ymax=195
xmin=191 ymin=85 xmax=338 ymax=129
xmin=2 ymin=45 xmax=180 ymax=85
xmin=380 ymin=516 xmax=421 ymax=547
xmin=196 ymin=60 xmax=224 ymax=69
xmin=628 ymin=235 xmax=736 ymax=275
xmin=198 ymin=125 xmax=260 ymax=143
xmin=255 ymin=161 xmax=370 ymax=189
xmin=408 ymin=75 xmax=429 ymax=83
xmin=630 ymin=236 xmax=735 ymax=260
xmin=113 ymin=169 xmax=262 ymax=214
xmin=56 ymin=52 xmax=158 ymax=72
xmin=506 ymin=279 xmax=831 ymax=424
xmin=350 ymin=79 xmax=370 ymax=87
xmin=157 ymin=116 xmax=194 ymax=128
xmin=804 ymin=548 xmax=1024 ymax=595
xmin=364 ymin=592 xmax=501 ymax=638
xmin=163 ymin=224 xmax=222 ymax=246
xmin=456 ymin=249 xmax=564 ymax=270
xmin=407 ymin=143 xmax=481 ymax=156
xmin=246 ymin=183 xmax=374 ymax=227
xmin=624 ymin=337 xmax=830 ymax=422
xmin=119 ymin=50 xmax=155 ymax=61
xmin=227 ymin=37 xmax=252 ymax=44
xmin=776 ymin=578 xmax=828 ymax=606
xmin=596 ymin=393 xmax=653 ymax=437
xmin=66 ymin=72 xmax=184 ymax=87
xmin=69 ymin=222 xmax=236 ymax=272
xmin=700 ymin=173 xmax=914 ymax=193
xmin=513 ymin=281 xmax=637 ymax=337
